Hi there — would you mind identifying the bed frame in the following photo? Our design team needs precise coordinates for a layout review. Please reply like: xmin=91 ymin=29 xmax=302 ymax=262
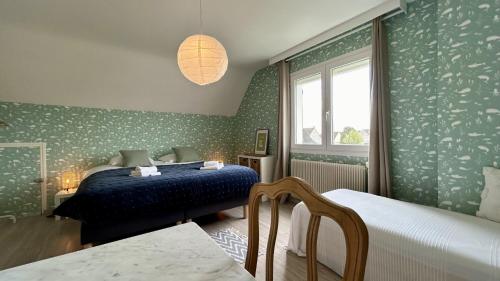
xmin=80 ymin=198 xmax=248 ymax=245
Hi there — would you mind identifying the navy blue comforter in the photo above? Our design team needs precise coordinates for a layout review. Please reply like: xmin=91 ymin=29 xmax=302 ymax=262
xmin=54 ymin=163 xmax=259 ymax=225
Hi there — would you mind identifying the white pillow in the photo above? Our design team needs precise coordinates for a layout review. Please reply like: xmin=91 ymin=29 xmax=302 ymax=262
xmin=477 ymin=167 xmax=500 ymax=222
xmin=158 ymin=153 xmax=176 ymax=163
xmin=108 ymin=155 xmax=123 ymax=166
xmin=108 ymin=155 xmax=154 ymax=167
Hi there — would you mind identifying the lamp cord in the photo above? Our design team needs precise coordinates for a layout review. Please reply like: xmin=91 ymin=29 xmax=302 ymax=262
xmin=199 ymin=0 xmax=203 ymax=35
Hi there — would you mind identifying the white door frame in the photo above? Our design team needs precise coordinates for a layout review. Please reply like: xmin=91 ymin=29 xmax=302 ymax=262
xmin=0 ymin=142 xmax=48 ymax=214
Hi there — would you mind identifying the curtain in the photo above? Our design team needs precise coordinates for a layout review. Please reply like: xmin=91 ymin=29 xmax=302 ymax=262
xmin=273 ymin=60 xmax=291 ymax=181
xmin=368 ymin=17 xmax=391 ymax=197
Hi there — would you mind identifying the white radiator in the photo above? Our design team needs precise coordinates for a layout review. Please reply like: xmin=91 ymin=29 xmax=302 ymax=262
xmin=291 ymin=159 xmax=367 ymax=193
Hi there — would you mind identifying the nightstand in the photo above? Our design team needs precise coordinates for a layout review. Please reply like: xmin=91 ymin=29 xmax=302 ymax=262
xmin=54 ymin=188 xmax=77 ymax=220
xmin=238 ymin=154 xmax=274 ymax=183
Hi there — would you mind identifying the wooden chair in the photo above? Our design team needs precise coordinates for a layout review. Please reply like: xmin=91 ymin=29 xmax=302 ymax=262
xmin=244 ymin=177 xmax=368 ymax=281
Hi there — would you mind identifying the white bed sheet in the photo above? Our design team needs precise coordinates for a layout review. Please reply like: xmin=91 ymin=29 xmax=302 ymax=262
xmin=288 ymin=189 xmax=500 ymax=281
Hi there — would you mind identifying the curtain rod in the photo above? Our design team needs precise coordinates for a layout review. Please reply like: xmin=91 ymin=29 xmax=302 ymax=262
xmin=285 ymin=9 xmax=404 ymax=62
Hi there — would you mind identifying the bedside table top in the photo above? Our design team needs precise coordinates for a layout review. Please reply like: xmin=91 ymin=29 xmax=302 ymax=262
xmin=55 ymin=188 xmax=77 ymax=197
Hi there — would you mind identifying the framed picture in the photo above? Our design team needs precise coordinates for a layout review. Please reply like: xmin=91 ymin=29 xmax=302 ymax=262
xmin=254 ymin=129 xmax=269 ymax=155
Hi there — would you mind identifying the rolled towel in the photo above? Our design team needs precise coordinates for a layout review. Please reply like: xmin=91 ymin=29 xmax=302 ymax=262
xmin=203 ymin=161 xmax=220 ymax=167
xmin=200 ymin=163 xmax=224 ymax=170
xmin=135 ymin=166 xmax=158 ymax=174
xmin=130 ymin=170 xmax=162 ymax=177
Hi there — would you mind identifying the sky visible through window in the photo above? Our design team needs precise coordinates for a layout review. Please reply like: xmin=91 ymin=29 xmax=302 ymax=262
xmin=296 ymin=74 xmax=322 ymax=144
xmin=331 ymin=59 xmax=370 ymax=145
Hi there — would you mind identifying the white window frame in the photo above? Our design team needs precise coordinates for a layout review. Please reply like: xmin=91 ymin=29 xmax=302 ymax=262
xmin=291 ymin=46 xmax=371 ymax=157
xmin=290 ymin=64 xmax=326 ymax=152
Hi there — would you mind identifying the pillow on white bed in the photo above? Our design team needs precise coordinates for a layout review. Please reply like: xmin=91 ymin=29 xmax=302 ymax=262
xmin=158 ymin=153 xmax=176 ymax=163
xmin=477 ymin=166 xmax=500 ymax=223
xmin=108 ymin=155 xmax=154 ymax=167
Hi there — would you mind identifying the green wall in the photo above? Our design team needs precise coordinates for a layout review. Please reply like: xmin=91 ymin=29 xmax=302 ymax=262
xmin=0 ymin=102 xmax=233 ymax=216
xmin=0 ymin=146 xmax=41 ymax=216
xmin=231 ymin=66 xmax=279 ymax=161
xmin=436 ymin=0 xmax=499 ymax=214
xmin=386 ymin=0 xmax=439 ymax=206
xmin=233 ymin=0 xmax=499 ymax=215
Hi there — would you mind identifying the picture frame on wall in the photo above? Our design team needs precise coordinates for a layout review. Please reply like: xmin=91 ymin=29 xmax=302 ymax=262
xmin=254 ymin=129 xmax=269 ymax=155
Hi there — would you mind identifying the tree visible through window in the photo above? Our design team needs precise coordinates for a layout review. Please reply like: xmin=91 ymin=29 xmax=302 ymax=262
xmin=330 ymin=59 xmax=370 ymax=146
xmin=340 ymin=127 xmax=364 ymax=144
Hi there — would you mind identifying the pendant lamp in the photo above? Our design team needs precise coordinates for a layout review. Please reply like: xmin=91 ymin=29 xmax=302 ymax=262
xmin=177 ymin=0 xmax=228 ymax=85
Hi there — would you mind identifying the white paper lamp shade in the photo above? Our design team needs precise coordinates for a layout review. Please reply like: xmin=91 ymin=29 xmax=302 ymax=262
xmin=177 ymin=34 xmax=228 ymax=86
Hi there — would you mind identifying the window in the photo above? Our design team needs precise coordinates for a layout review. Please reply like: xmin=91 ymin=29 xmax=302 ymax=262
xmin=330 ymin=59 xmax=371 ymax=146
xmin=291 ymin=47 xmax=371 ymax=156
xmin=293 ymin=72 xmax=323 ymax=146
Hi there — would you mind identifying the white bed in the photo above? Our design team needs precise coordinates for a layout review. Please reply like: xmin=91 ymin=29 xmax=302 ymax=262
xmin=288 ymin=189 xmax=500 ymax=281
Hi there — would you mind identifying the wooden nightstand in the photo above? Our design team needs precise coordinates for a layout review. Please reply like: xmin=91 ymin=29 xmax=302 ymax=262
xmin=54 ymin=188 xmax=77 ymax=220
xmin=238 ymin=154 xmax=274 ymax=183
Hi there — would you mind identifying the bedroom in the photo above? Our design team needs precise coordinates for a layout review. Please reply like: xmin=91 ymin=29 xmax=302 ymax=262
xmin=0 ymin=0 xmax=499 ymax=280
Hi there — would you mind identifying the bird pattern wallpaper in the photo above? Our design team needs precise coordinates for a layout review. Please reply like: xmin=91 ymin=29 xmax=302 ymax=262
xmin=0 ymin=102 xmax=234 ymax=216
xmin=386 ymin=0 xmax=440 ymax=207
xmin=241 ymin=0 xmax=499 ymax=215
xmin=435 ymin=0 xmax=499 ymax=214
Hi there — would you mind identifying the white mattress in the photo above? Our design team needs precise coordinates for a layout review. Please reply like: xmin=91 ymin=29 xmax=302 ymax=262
xmin=287 ymin=189 xmax=500 ymax=281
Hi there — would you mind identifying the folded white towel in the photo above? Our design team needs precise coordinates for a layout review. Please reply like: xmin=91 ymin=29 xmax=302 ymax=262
xmin=200 ymin=163 xmax=224 ymax=170
xmin=135 ymin=166 xmax=158 ymax=173
xmin=130 ymin=170 xmax=161 ymax=177
xmin=203 ymin=161 xmax=220 ymax=167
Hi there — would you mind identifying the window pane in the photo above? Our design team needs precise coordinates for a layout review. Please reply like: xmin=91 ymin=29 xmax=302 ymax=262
xmin=294 ymin=73 xmax=322 ymax=145
xmin=330 ymin=59 xmax=370 ymax=145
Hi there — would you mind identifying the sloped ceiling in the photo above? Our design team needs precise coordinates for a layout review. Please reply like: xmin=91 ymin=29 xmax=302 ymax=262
xmin=0 ymin=0 xmax=390 ymax=116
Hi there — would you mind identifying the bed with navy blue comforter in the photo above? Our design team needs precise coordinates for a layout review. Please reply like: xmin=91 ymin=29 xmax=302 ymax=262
xmin=54 ymin=162 xmax=259 ymax=244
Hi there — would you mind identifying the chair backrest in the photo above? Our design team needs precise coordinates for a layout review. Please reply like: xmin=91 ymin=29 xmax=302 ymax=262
xmin=244 ymin=177 xmax=368 ymax=281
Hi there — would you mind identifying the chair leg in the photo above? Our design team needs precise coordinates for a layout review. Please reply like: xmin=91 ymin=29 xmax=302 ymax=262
xmin=243 ymin=205 xmax=248 ymax=219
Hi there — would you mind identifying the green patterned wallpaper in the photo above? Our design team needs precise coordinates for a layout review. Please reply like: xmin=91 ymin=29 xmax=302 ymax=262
xmin=386 ymin=0 xmax=439 ymax=206
xmin=0 ymin=147 xmax=41 ymax=216
xmin=290 ymin=28 xmax=372 ymax=73
xmin=289 ymin=2 xmax=441 ymax=207
xmin=0 ymin=102 xmax=233 ymax=216
xmin=233 ymin=0 xmax=499 ymax=215
xmin=436 ymin=0 xmax=500 ymax=214
xmin=231 ymin=65 xmax=279 ymax=161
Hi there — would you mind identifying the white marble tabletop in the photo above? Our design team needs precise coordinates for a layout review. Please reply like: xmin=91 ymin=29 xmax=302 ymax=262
xmin=0 ymin=222 xmax=255 ymax=281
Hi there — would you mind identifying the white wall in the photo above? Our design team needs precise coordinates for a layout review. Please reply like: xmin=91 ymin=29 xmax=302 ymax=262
xmin=0 ymin=24 xmax=253 ymax=116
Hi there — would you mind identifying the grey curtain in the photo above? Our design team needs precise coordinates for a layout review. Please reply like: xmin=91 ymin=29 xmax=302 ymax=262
xmin=273 ymin=60 xmax=291 ymax=181
xmin=368 ymin=17 xmax=391 ymax=197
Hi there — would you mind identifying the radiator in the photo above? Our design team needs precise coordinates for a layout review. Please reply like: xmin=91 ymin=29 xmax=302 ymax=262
xmin=291 ymin=159 xmax=367 ymax=193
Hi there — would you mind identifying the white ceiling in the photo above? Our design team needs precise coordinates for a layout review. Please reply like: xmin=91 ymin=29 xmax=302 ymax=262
xmin=0 ymin=0 xmax=390 ymax=116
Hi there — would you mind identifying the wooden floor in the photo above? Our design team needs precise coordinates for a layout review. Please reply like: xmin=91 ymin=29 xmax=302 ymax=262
xmin=0 ymin=202 xmax=340 ymax=281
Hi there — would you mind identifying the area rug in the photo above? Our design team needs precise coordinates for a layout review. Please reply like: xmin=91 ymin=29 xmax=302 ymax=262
xmin=209 ymin=228 xmax=262 ymax=264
